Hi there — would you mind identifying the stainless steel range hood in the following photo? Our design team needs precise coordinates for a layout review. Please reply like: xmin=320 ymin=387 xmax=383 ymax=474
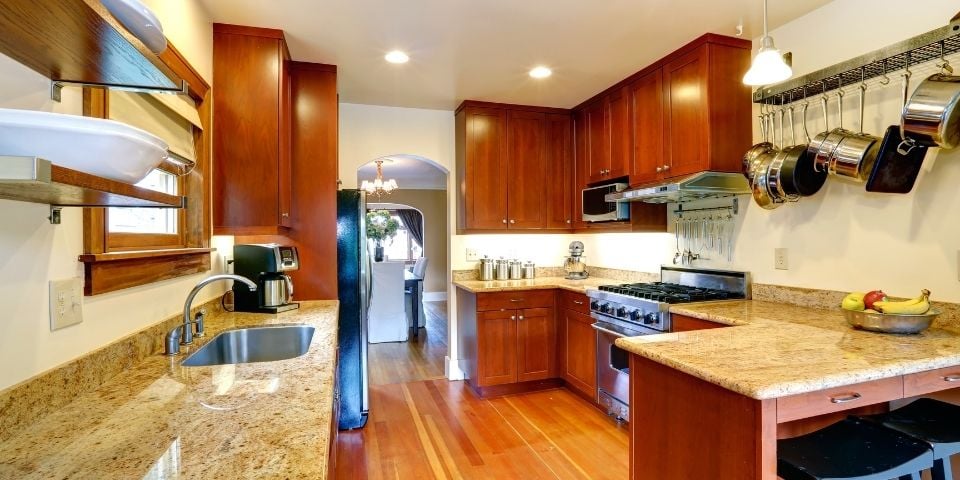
xmin=604 ymin=171 xmax=750 ymax=204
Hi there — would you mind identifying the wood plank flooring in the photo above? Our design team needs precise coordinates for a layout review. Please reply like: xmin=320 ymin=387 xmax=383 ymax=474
xmin=335 ymin=381 xmax=629 ymax=479
xmin=368 ymin=301 xmax=448 ymax=386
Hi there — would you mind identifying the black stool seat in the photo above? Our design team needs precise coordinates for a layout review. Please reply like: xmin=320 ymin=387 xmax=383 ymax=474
xmin=778 ymin=417 xmax=933 ymax=480
xmin=859 ymin=398 xmax=960 ymax=480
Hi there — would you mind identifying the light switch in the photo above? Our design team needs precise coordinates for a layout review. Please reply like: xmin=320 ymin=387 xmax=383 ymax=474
xmin=49 ymin=278 xmax=83 ymax=331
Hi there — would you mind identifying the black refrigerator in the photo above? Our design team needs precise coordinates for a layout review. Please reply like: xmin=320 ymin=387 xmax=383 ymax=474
xmin=336 ymin=189 xmax=370 ymax=429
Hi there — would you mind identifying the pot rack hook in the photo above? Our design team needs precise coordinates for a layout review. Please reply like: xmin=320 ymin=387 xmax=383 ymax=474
xmin=879 ymin=59 xmax=891 ymax=85
xmin=938 ymin=41 xmax=954 ymax=74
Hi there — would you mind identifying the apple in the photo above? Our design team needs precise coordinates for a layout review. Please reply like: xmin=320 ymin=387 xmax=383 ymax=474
xmin=863 ymin=290 xmax=887 ymax=310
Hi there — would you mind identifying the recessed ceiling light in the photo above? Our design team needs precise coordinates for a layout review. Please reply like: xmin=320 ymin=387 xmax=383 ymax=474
xmin=529 ymin=66 xmax=552 ymax=79
xmin=385 ymin=50 xmax=409 ymax=64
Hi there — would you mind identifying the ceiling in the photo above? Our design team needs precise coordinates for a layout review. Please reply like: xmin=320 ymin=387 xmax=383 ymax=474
xmin=357 ymin=155 xmax=447 ymax=190
xmin=198 ymin=0 xmax=832 ymax=110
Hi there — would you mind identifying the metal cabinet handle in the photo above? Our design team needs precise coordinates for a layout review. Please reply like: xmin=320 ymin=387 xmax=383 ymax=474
xmin=573 ymin=300 xmax=584 ymax=305
xmin=511 ymin=315 xmax=516 ymax=320
xmin=509 ymin=299 xmax=522 ymax=302
xmin=502 ymin=219 xmax=507 ymax=224
xmin=943 ymin=375 xmax=960 ymax=382
xmin=509 ymin=219 xmax=515 ymax=224
xmin=281 ymin=212 xmax=290 ymax=218
xmin=663 ymin=165 xmax=671 ymax=171
xmin=518 ymin=315 xmax=524 ymax=320
xmin=656 ymin=167 xmax=663 ymax=172
xmin=829 ymin=393 xmax=862 ymax=404
xmin=566 ymin=219 xmax=571 ymax=224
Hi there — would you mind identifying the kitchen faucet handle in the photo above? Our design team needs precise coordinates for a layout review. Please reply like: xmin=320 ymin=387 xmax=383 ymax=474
xmin=194 ymin=308 xmax=207 ymax=338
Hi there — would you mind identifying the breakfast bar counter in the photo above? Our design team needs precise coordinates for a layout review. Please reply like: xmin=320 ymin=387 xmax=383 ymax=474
xmin=615 ymin=300 xmax=960 ymax=479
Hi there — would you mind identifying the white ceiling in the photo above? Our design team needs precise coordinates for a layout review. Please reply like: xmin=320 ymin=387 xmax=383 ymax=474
xmin=198 ymin=0 xmax=832 ymax=110
xmin=357 ymin=155 xmax=447 ymax=190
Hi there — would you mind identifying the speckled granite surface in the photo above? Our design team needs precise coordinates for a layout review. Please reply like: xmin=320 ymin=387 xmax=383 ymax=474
xmin=452 ymin=266 xmax=658 ymax=283
xmin=617 ymin=300 xmax=960 ymax=400
xmin=0 ymin=301 xmax=339 ymax=479
xmin=453 ymin=276 xmax=619 ymax=294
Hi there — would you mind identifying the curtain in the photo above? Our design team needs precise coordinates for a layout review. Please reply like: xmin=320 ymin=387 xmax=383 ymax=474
xmin=395 ymin=209 xmax=424 ymax=249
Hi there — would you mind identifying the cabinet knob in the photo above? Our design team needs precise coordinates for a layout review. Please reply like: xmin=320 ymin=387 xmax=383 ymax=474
xmin=656 ymin=166 xmax=663 ymax=173
xmin=663 ymin=165 xmax=671 ymax=171
xmin=502 ymin=219 xmax=507 ymax=224
xmin=281 ymin=212 xmax=290 ymax=218
xmin=511 ymin=315 xmax=516 ymax=320
xmin=518 ymin=315 xmax=524 ymax=320
xmin=509 ymin=219 xmax=515 ymax=224
xmin=566 ymin=219 xmax=571 ymax=224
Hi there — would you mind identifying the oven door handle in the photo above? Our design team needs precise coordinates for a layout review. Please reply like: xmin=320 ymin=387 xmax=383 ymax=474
xmin=592 ymin=322 xmax=629 ymax=338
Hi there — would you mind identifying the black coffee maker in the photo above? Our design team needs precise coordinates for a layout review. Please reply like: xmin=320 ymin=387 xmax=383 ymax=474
xmin=233 ymin=243 xmax=300 ymax=313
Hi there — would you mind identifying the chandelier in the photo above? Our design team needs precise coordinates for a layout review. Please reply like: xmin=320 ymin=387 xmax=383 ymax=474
xmin=361 ymin=159 xmax=399 ymax=197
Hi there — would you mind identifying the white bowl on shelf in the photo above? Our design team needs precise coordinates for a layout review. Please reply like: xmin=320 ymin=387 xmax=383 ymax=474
xmin=99 ymin=0 xmax=167 ymax=54
xmin=0 ymin=108 xmax=169 ymax=184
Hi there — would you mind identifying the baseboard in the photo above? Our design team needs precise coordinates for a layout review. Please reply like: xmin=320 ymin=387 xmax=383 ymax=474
xmin=423 ymin=291 xmax=447 ymax=301
xmin=465 ymin=378 xmax=564 ymax=398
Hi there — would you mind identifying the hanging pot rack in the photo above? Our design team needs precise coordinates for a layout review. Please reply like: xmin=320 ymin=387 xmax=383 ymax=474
xmin=753 ymin=15 xmax=960 ymax=105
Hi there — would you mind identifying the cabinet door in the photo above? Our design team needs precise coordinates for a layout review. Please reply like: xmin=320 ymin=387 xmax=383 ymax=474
xmin=213 ymin=32 xmax=282 ymax=231
xmin=585 ymin=100 xmax=609 ymax=183
xmin=516 ymin=307 xmax=557 ymax=382
xmin=477 ymin=309 xmax=518 ymax=386
xmin=278 ymin=49 xmax=293 ymax=227
xmin=572 ymin=109 xmax=588 ymax=230
xmin=545 ymin=113 xmax=573 ymax=229
xmin=563 ymin=309 xmax=597 ymax=398
xmin=663 ymin=46 xmax=709 ymax=178
xmin=630 ymin=68 xmax=665 ymax=185
xmin=464 ymin=107 xmax=509 ymax=230
xmin=606 ymin=87 xmax=631 ymax=178
xmin=506 ymin=110 xmax=547 ymax=229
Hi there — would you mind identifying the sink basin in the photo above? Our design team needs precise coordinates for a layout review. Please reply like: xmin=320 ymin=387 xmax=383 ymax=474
xmin=181 ymin=325 xmax=315 ymax=367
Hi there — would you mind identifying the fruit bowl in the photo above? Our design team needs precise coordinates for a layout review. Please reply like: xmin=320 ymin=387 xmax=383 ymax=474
xmin=843 ymin=308 xmax=940 ymax=334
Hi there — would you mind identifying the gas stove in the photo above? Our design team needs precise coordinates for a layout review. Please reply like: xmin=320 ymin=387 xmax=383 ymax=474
xmin=586 ymin=266 xmax=750 ymax=333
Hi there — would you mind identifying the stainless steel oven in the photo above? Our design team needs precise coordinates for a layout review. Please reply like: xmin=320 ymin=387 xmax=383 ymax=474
xmin=582 ymin=183 xmax=630 ymax=222
xmin=592 ymin=318 xmax=660 ymax=423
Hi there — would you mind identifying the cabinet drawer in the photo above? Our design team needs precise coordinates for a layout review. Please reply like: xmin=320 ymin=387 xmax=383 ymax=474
xmin=776 ymin=377 xmax=903 ymax=423
xmin=904 ymin=366 xmax=960 ymax=397
xmin=477 ymin=290 xmax=555 ymax=311
xmin=560 ymin=290 xmax=590 ymax=314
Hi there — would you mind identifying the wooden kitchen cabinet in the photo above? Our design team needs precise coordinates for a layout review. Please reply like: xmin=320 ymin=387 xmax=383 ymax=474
xmin=629 ymin=68 xmax=665 ymax=185
xmin=563 ymin=305 xmax=597 ymax=400
xmin=456 ymin=101 xmax=573 ymax=233
xmin=585 ymin=88 xmax=630 ymax=184
xmin=212 ymin=24 xmax=292 ymax=235
xmin=671 ymin=313 xmax=728 ymax=332
xmin=458 ymin=288 xmax=561 ymax=396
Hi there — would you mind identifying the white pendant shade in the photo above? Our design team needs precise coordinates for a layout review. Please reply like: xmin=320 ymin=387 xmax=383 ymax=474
xmin=361 ymin=159 xmax=399 ymax=196
xmin=743 ymin=45 xmax=792 ymax=86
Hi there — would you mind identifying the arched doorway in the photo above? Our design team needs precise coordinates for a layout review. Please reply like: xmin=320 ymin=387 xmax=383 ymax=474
xmin=357 ymin=154 xmax=450 ymax=386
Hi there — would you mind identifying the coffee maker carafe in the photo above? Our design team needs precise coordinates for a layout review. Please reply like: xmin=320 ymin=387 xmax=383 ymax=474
xmin=233 ymin=244 xmax=300 ymax=313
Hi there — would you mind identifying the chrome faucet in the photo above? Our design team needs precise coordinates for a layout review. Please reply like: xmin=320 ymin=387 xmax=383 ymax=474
xmin=165 ymin=274 xmax=257 ymax=356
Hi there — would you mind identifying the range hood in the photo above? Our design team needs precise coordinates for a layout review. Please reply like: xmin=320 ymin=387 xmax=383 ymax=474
xmin=604 ymin=171 xmax=751 ymax=204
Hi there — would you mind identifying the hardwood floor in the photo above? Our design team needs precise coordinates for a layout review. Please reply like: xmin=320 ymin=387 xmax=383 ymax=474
xmin=336 ymin=380 xmax=629 ymax=479
xmin=368 ymin=301 xmax=449 ymax=386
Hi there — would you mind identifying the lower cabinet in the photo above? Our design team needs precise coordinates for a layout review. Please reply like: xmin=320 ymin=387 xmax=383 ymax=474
xmin=476 ymin=306 xmax=557 ymax=386
xmin=562 ymin=307 xmax=597 ymax=399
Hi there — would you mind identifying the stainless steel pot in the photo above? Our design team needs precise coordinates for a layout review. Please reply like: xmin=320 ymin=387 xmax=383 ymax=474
xmin=901 ymin=72 xmax=960 ymax=150
xmin=751 ymin=151 xmax=780 ymax=210
xmin=812 ymin=92 xmax=854 ymax=173
xmin=828 ymin=84 xmax=880 ymax=182
xmin=743 ymin=105 xmax=775 ymax=183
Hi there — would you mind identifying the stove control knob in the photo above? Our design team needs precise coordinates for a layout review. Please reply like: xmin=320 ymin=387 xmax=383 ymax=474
xmin=616 ymin=307 xmax=627 ymax=318
xmin=590 ymin=300 xmax=600 ymax=310
xmin=600 ymin=303 xmax=612 ymax=314
xmin=643 ymin=312 xmax=659 ymax=325
xmin=628 ymin=310 xmax=642 ymax=322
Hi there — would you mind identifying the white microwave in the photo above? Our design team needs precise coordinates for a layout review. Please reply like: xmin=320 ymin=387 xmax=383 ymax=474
xmin=582 ymin=183 xmax=630 ymax=222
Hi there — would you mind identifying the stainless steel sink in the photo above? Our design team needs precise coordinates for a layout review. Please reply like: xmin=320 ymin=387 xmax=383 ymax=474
xmin=181 ymin=325 xmax=315 ymax=367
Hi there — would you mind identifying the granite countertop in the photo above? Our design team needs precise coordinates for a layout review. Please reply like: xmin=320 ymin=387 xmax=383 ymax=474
xmin=616 ymin=300 xmax=960 ymax=400
xmin=453 ymin=276 xmax=619 ymax=294
xmin=0 ymin=301 xmax=339 ymax=479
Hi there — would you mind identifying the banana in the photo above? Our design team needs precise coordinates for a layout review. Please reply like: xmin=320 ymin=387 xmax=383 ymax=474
xmin=841 ymin=292 xmax=866 ymax=311
xmin=875 ymin=289 xmax=931 ymax=315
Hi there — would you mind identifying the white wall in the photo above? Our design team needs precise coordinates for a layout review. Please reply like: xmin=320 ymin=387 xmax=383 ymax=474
xmin=0 ymin=1 xmax=225 ymax=391
xmin=675 ymin=0 xmax=960 ymax=302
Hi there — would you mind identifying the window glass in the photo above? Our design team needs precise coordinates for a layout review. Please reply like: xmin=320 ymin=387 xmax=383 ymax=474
xmin=108 ymin=169 xmax=179 ymax=234
xmin=378 ymin=213 xmax=423 ymax=262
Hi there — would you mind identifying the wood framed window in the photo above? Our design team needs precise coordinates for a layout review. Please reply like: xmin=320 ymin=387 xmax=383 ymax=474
xmin=79 ymin=43 xmax=214 ymax=296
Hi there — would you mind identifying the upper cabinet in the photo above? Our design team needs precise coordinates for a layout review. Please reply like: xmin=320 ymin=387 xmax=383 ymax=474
xmin=456 ymin=102 xmax=573 ymax=233
xmin=578 ymin=34 xmax=752 ymax=188
xmin=212 ymin=24 xmax=293 ymax=235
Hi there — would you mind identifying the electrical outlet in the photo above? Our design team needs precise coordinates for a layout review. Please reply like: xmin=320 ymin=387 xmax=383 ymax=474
xmin=774 ymin=248 xmax=789 ymax=270
xmin=49 ymin=278 xmax=83 ymax=331
xmin=465 ymin=248 xmax=480 ymax=262
xmin=222 ymin=253 xmax=234 ymax=274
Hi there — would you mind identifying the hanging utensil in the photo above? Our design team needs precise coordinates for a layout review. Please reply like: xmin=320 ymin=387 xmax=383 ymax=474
xmin=814 ymin=87 xmax=853 ymax=173
xmin=828 ymin=80 xmax=881 ymax=182
xmin=901 ymin=46 xmax=960 ymax=151
xmin=866 ymin=71 xmax=930 ymax=193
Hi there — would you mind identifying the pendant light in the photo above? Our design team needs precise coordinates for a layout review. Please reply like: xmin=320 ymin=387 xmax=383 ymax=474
xmin=743 ymin=0 xmax=792 ymax=86
xmin=361 ymin=159 xmax=399 ymax=197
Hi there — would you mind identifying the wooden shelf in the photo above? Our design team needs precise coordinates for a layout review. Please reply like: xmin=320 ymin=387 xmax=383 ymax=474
xmin=0 ymin=0 xmax=186 ymax=95
xmin=0 ymin=157 xmax=185 ymax=208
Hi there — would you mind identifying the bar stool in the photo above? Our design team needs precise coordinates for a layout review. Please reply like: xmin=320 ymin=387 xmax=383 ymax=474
xmin=858 ymin=398 xmax=960 ymax=480
xmin=778 ymin=417 xmax=933 ymax=480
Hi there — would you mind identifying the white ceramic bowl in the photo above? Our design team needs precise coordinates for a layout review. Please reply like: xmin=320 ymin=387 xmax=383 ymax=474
xmin=0 ymin=108 xmax=169 ymax=184
xmin=100 ymin=0 xmax=167 ymax=54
